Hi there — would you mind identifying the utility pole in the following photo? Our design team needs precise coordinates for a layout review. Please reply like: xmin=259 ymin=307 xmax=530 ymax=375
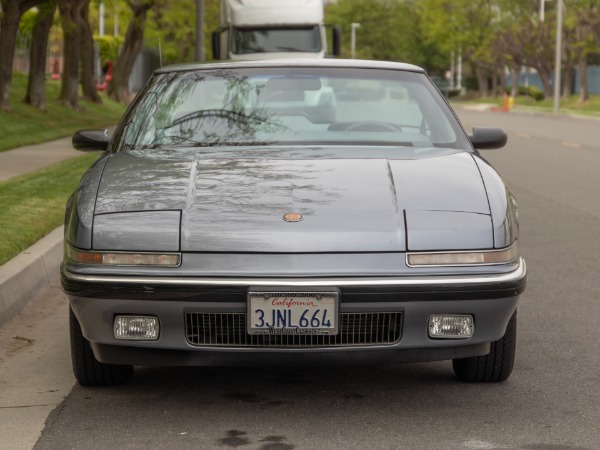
xmin=457 ymin=45 xmax=463 ymax=91
xmin=540 ymin=0 xmax=545 ymax=21
xmin=553 ymin=0 xmax=563 ymax=113
xmin=196 ymin=0 xmax=205 ymax=62
xmin=450 ymin=51 xmax=455 ymax=90
xmin=97 ymin=1 xmax=105 ymax=82
xmin=351 ymin=23 xmax=360 ymax=59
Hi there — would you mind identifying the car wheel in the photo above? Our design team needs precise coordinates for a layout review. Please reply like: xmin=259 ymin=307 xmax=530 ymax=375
xmin=69 ymin=307 xmax=133 ymax=386
xmin=452 ymin=311 xmax=516 ymax=382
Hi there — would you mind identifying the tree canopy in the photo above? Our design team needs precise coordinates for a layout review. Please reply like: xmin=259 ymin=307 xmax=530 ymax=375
xmin=2 ymin=0 xmax=600 ymax=109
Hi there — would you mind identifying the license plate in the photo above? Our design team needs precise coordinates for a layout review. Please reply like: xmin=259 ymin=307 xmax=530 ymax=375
xmin=247 ymin=291 xmax=339 ymax=336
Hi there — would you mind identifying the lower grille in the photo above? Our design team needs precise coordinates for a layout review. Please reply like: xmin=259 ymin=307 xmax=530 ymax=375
xmin=185 ymin=312 xmax=402 ymax=347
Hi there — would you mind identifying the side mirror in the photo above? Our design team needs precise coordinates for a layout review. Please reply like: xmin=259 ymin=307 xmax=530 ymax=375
xmin=72 ymin=129 xmax=110 ymax=151
xmin=468 ymin=127 xmax=507 ymax=150
xmin=211 ymin=31 xmax=221 ymax=60
xmin=332 ymin=27 xmax=341 ymax=56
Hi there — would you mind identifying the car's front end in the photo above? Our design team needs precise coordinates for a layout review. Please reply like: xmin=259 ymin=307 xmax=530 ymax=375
xmin=62 ymin=60 xmax=526 ymax=385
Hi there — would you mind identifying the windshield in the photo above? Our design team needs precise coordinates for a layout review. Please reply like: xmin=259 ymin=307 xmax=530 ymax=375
xmin=117 ymin=67 xmax=468 ymax=150
xmin=232 ymin=26 xmax=321 ymax=54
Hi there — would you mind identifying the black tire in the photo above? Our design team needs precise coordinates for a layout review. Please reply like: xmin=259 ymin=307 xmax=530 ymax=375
xmin=453 ymin=311 xmax=517 ymax=382
xmin=69 ymin=307 xmax=133 ymax=386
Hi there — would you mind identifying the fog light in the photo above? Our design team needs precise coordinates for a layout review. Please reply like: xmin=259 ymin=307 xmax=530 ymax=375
xmin=114 ymin=316 xmax=159 ymax=340
xmin=428 ymin=314 xmax=474 ymax=339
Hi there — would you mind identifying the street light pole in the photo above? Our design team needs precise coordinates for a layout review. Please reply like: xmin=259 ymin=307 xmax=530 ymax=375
xmin=97 ymin=1 xmax=105 ymax=82
xmin=540 ymin=0 xmax=545 ymax=21
xmin=351 ymin=23 xmax=360 ymax=59
xmin=195 ymin=0 xmax=205 ymax=62
xmin=553 ymin=0 xmax=563 ymax=113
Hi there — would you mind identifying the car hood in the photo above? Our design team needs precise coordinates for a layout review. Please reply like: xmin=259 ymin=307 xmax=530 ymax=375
xmin=94 ymin=150 xmax=491 ymax=252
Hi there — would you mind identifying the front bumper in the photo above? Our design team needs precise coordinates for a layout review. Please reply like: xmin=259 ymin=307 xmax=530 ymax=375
xmin=62 ymin=258 xmax=526 ymax=366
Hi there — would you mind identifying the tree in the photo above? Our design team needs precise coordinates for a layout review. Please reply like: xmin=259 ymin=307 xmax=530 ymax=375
xmin=494 ymin=25 xmax=524 ymax=97
xmin=522 ymin=19 xmax=555 ymax=98
xmin=79 ymin=0 xmax=101 ymax=102
xmin=107 ymin=0 xmax=155 ymax=102
xmin=325 ymin=0 xmax=445 ymax=70
xmin=58 ymin=0 xmax=84 ymax=108
xmin=418 ymin=0 xmax=498 ymax=97
xmin=572 ymin=1 xmax=600 ymax=102
xmin=24 ymin=0 xmax=57 ymax=110
xmin=0 ymin=0 xmax=44 ymax=110
xmin=145 ymin=0 xmax=219 ymax=64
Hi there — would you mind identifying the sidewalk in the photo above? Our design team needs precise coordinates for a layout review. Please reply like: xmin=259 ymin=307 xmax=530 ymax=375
xmin=0 ymin=137 xmax=82 ymax=326
xmin=0 ymin=137 xmax=79 ymax=182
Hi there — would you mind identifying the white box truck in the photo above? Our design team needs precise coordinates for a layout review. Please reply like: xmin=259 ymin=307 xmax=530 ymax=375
xmin=212 ymin=0 xmax=341 ymax=60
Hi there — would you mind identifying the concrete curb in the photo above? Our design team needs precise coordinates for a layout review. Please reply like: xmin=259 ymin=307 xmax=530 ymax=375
xmin=0 ymin=226 xmax=63 ymax=327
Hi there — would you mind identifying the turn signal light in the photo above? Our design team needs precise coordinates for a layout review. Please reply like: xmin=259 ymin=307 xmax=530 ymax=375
xmin=407 ymin=242 xmax=519 ymax=267
xmin=67 ymin=245 xmax=180 ymax=267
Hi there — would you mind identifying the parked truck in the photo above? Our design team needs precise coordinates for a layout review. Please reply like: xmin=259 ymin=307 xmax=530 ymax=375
xmin=212 ymin=0 xmax=341 ymax=60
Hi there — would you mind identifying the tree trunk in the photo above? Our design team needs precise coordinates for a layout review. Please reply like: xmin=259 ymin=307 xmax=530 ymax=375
xmin=107 ymin=0 xmax=156 ymax=103
xmin=24 ymin=1 xmax=57 ymax=110
xmin=58 ymin=0 xmax=83 ymax=109
xmin=476 ymin=68 xmax=488 ymax=98
xmin=538 ymin=69 xmax=553 ymax=99
xmin=79 ymin=0 xmax=100 ymax=102
xmin=562 ymin=65 xmax=574 ymax=99
xmin=0 ymin=1 xmax=22 ymax=111
xmin=491 ymin=68 xmax=498 ymax=98
xmin=511 ymin=65 xmax=521 ymax=97
xmin=579 ymin=57 xmax=589 ymax=103
xmin=499 ymin=66 xmax=507 ymax=97
xmin=0 ymin=0 xmax=45 ymax=110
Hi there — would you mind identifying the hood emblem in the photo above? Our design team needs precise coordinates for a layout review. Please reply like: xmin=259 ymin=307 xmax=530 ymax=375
xmin=283 ymin=212 xmax=303 ymax=222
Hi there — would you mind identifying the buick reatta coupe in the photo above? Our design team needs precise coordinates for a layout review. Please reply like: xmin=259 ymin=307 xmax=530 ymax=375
xmin=62 ymin=59 xmax=526 ymax=386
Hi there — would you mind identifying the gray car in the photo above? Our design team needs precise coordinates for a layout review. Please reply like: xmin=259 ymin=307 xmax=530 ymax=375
xmin=62 ymin=59 xmax=526 ymax=386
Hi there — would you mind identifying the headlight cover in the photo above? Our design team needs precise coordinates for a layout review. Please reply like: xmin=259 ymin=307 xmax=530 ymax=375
xmin=407 ymin=241 xmax=519 ymax=267
xmin=67 ymin=244 xmax=181 ymax=267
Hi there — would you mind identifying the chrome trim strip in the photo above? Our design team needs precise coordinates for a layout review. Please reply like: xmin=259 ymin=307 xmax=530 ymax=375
xmin=63 ymin=258 xmax=526 ymax=288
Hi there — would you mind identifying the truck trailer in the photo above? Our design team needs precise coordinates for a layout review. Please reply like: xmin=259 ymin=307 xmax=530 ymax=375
xmin=212 ymin=0 xmax=341 ymax=60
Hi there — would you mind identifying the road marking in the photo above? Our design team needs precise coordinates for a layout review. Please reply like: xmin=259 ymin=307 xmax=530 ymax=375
xmin=561 ymin=141 xmax=582 ymax=149
xmin=516 ymin=132 xmax=530 ymax=138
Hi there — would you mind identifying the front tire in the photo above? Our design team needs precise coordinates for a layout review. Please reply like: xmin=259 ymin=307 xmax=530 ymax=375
xmin=453 ymin=311 xmax=517 ymax=382
xmin=69 ymin=307 xmax=133 ymax=386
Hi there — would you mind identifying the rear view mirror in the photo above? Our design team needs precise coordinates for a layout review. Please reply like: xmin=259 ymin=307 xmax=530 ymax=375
xmin=72 ymin=129 xmax=110 ymax=151
xmin=468 ymin=127 xmax=507 ymax=150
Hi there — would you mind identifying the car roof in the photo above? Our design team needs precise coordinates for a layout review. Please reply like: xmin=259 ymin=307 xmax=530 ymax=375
xmin=155 ymin=59 xmax=425 ymax=74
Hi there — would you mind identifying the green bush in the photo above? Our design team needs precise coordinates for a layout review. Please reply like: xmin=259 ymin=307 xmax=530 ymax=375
xmin=94 ymin=35 xmax=124 ymax=64
xmin=517 ymin=85 xmax=544 ymax=101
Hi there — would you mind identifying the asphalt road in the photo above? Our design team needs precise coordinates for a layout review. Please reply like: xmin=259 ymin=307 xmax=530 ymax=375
xmin=2 ymin=108 xmax=600 ymax=449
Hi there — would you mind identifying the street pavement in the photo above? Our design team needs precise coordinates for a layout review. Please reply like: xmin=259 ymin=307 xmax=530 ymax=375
xmin=1 ymin=108 xmax=600 ymax=449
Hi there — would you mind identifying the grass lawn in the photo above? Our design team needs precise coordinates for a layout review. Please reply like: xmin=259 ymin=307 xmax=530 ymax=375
xmin=0 ymin=153 xmax=100 ymax=266
xmin=456 ymin=94 xmax=600 ymax=117
xmin=0 ymin=73 xmax=126 ymax=153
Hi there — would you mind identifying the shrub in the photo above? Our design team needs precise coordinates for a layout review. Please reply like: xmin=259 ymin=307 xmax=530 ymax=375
xmin=517 ymin=85 xmax=544 ymax=101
